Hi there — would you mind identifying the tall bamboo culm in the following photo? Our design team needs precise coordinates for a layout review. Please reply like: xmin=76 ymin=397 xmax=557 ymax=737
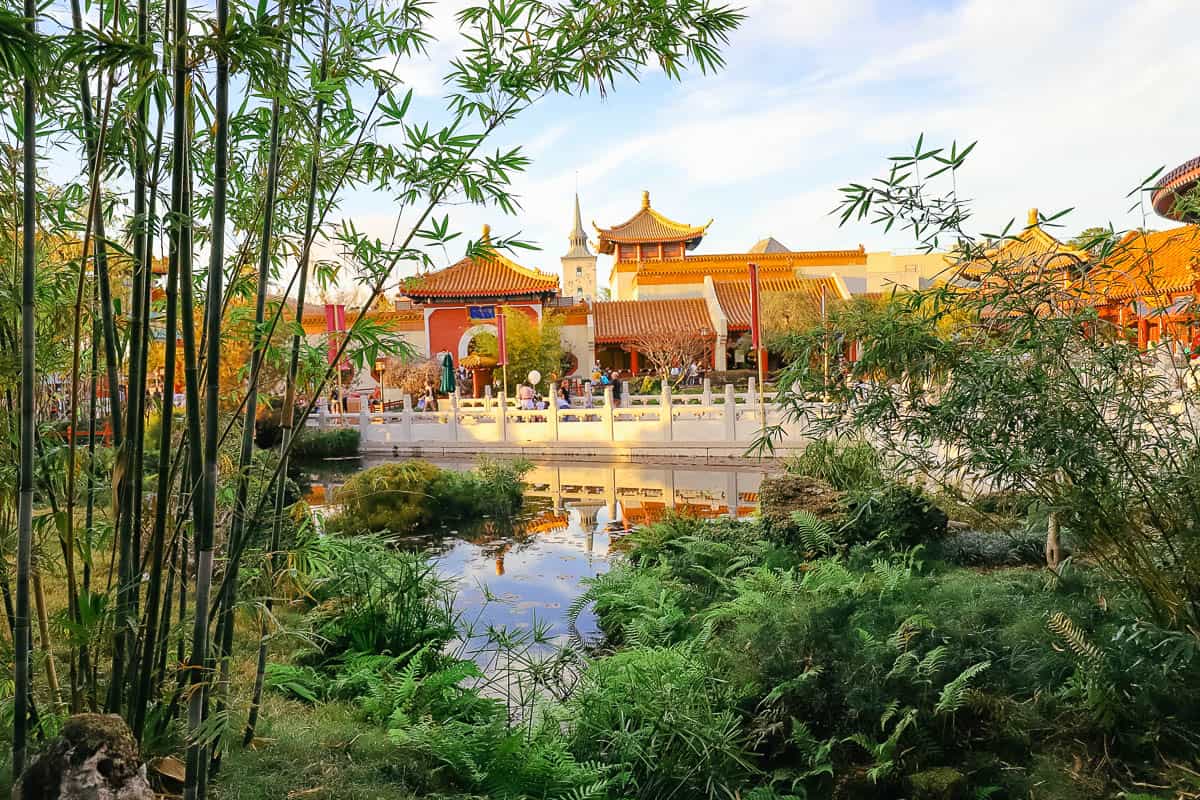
xmin=13 ymin=0 xmax=36 ymax=773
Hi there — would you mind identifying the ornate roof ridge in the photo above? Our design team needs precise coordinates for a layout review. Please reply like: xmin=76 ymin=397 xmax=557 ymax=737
xmin=594 ymin=190 xmax=712 ymax=243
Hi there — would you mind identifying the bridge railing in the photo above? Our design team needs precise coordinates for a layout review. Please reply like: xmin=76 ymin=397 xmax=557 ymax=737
xmin=310 ymin=377 xmax=812 ymax=448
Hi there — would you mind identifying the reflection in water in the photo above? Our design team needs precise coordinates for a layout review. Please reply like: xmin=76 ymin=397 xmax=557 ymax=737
xmin=304 ymin=459 xmax=767 ymax=646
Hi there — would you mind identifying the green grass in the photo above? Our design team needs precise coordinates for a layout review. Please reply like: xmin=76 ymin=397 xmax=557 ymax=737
xmin=213 ymin=699 xmax=412 ymax=800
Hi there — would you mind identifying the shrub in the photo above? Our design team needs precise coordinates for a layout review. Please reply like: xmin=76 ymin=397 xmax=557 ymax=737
xmin=758 ymin=474 xmax=845 ymax=547
xmin=936 ymin=529 xmax=1046 ymax=567
xmin=290 ymin=427 xmax=361 ymax=459
xmin=842 ymin=483 xmax=948 ymax=550
xmin=293 ymin=533 xmax=455 ymax=663
xmin=566 ymin=641 xmax=755 ymax=800
xmin=787 ymin=438 xmax=885 ymax=492
xmin=328 ymin=458 xmax=528 ymax=535
xmin=388 ymin=717 xmax=611 ymax=800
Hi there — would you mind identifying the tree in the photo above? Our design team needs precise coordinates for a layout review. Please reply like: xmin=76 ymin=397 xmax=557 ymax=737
xmin=501 ymin=308 xmax=564 ymax=393
xmin=2 ymin=0 xmax=744 ymax=791
xmin=1066 ymin=225 xmax=1116 ymax=257
xmin=771 ymin=136 xmax=1200 ymax=632
xmin=629 ymin=328 xmax=710 ymax=385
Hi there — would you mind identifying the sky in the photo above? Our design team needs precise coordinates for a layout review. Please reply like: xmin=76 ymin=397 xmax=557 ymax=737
xmin=332 ymin=0 xmax=1200 ymax=293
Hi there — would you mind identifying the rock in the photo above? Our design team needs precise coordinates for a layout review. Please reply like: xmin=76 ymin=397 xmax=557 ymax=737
xmin=149 ymin=755 xmax=186 ymax=792
xmin=758 ymin=473 xmax=845 ymax=546
xmin=907 ymin=767 xmax=967 ymax=800
xmin=17 ymin=713 xmax=154 ymax=800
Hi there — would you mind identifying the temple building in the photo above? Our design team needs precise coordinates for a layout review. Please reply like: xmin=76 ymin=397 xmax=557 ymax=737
xmin=306 ymin=190 xmax=972 ymax=395
xmin=397 ymin=225 xmax=562 ymax=360
xmin=584 ymin=191 xmax=861 ymax=370
xmin=1089 ymin=226 xmax=1200 ymax=348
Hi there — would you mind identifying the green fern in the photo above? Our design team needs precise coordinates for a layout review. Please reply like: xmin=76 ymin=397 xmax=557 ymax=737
xmin=887 ymin=613 xmax=934 ymax=651
xmin=790 ymin=509 xmax=835 ymax=555
xmin=916 ymin=645 xmax=949 ymax=679
xmin=846 ymin=705 xmax=917 ymax=783
xmin=935 ymin=660 xmax=991 ymax=715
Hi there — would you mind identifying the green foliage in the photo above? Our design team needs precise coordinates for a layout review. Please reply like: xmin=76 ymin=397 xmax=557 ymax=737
xmin=290 ymin=427 xmax=361 ymax=459
xmin=389 ymin=717 xmax=612 ymax=800
xmin=327 ymin=457 xmax=528 ymax=535
xmin=788 ymin=438 xmax=885 ymax=492
xmin=566 ymin=640 xmax=755 ymax=800
xmin=500 ymin=307 xmax=565 ymax=393
xmin=776 ymin=137 xmax=1200 ymax=632
xmin=301 ymin=534 xmax=455 ymax=661
xmin=577 ymin=515 xmax=1200 ymax=798
xmin=842 ymin=483 xmax=949 ymax=551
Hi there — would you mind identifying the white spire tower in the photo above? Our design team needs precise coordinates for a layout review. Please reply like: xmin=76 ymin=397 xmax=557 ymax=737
xmin=561 ymin=193 xmax=597 ymax=300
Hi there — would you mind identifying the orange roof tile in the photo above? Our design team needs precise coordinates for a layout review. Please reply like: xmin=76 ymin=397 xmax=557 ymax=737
xmin=960 ymin=210 xmax=1088 ymax=282
xmin=1152 ymin=156 xmax=1200 ymax=221
xmin=400 ymin=233 xmax=559 ymax=301
xmin=1088 ymin=225 xmax=1200 ymax=302
xmin=714 ymin=276 xmax=842 ymax=330
xmin=593 ymin=298 xmax=714 ymax=343
xmin=595 ymin=191 xmax=711 ymax=253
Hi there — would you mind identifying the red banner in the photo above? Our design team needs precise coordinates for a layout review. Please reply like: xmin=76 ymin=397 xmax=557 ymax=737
xmin=496 ymin=306 xmax=508 ymax=366
xmin=324 ymin=303 xmax=348 ymax=366
xmin=748 ymin=262 xmax=762 ymax=354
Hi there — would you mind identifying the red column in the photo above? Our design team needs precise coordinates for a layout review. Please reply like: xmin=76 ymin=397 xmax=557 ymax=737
xmin=630 ymin=349 xmax=639 ymax=375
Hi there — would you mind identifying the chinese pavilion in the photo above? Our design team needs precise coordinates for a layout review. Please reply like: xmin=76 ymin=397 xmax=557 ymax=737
xmin=398 ymin=224 xmax=561 ymax=360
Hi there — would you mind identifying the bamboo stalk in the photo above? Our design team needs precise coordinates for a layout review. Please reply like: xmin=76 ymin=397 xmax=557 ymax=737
xmin=185 ymin=0 xmax=229 ymax=790
xmin=31 ymin=570 xmax=63 ymax=712
xmin=13 ymin=0 xmax=36 ymax=771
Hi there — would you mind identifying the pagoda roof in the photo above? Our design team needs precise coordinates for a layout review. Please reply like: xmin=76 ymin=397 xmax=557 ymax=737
xmin=960 ymin=209 xmax=1088 ymax=282
xmin=1152 ymin=156 xmax=1200 ymax=222
xmin=594 ymin=191 xmax=711 ymax=253
xmin=714 ymin=276 xmax=844 ymax=331
xmin=593 ymin=298 xmax=713 ymax=343
xmin=401 ymin=226 xmax=559 ymax=302
xmin=749 ymin=237 xmax=790 ymax=254
xmin=1087 ymin=225 xmax=1200 ymax=302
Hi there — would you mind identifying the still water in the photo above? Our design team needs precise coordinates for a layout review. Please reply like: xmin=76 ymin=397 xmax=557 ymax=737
xmin=304 ymin=459 xmax=768 ymax=646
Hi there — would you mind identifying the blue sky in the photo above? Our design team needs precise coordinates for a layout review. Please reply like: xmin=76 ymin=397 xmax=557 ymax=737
xmin=334 ymin=0 xmax=1200 ymax=293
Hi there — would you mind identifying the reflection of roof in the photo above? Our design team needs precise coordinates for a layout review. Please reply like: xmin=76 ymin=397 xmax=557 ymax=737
xmin=1088 ymin=226 xmax=1200 ymax=302
xmin=401 ymin=227 xmax=559 ymax=301
xmin=593 ymin=298 xmax=713 ymax=343
xmin=595 ymin=191 xmax=711 ymax=253
xmin=523 ymin=512 xmax=569 ymax=534
xmin=714 ymin=276 xmax=843 ymax=331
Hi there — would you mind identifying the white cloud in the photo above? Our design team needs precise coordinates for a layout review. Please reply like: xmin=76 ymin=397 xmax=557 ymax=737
xmin=336 ymin=0 xmax=1200 ymax=289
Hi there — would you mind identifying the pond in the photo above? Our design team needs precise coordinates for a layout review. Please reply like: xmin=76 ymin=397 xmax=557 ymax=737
xmin=304 ymin=458 xmax=769 ymax=648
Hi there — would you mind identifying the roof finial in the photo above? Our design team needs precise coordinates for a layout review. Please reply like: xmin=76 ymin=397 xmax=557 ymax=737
xmin=1027 ymin=208 xmax=1039 ymax=227
xmin=642 ymin=190 xmax=650 ymax=210
xmin=482 ymin=223 xmax=491 ymax=244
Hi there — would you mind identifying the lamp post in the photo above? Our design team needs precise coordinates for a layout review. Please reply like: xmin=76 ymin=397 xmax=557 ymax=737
xmin=374 ymin=358 xmax=386 ymax=409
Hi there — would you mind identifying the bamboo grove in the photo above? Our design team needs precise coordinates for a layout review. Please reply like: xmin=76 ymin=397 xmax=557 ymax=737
xmin=0 ymin=0 xmax=743 ymax=794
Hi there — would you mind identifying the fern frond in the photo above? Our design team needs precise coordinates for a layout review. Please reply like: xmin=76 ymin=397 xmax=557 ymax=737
xmin=791 ymin=509 xmax=835 ymax=554
xmin=1048 ymin=611 xmax=1104 ymax=664
xmin=935 ymin=660 xmax=991 ymax=715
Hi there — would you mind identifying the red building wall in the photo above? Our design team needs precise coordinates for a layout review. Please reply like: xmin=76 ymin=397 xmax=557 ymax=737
xmin=426 ymin=303 xmax=541 ymax=359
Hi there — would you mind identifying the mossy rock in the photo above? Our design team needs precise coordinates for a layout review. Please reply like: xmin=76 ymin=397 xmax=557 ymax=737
xmin=759 ymin=474 xmax=844 ymax=527
xmin=17 ymin=713 xmax=153 ymax=799
xmin=906 ymin=767 xmax=966 ymax=800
